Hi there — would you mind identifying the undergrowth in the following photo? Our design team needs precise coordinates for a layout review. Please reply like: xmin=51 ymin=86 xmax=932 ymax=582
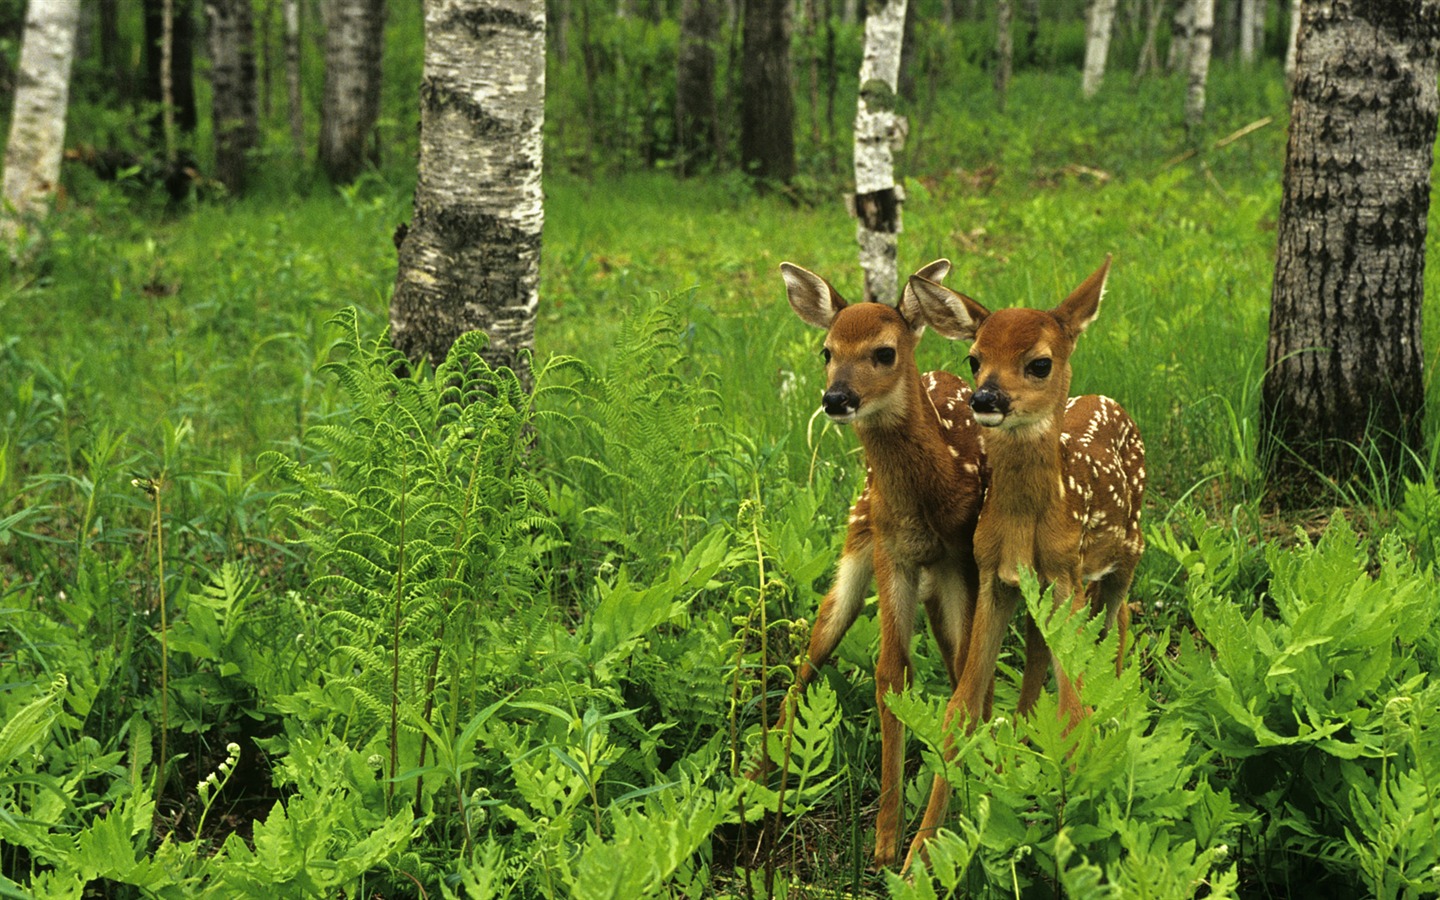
xmin=2 ymin=14 xmax=1439 ymax=896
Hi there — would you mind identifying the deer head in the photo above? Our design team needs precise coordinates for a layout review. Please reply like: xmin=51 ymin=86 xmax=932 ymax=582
xmin=782 ymin=259 xmax=952 ymax=426
xmin=906 ymin=256 xmax=1111 ymax=432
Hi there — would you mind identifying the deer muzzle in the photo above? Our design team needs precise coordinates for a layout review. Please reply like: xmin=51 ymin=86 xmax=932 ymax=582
xmin=969 ymin=387 xmax=1009 ymax=427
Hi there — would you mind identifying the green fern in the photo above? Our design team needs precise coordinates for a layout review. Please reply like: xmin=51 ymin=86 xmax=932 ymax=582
xmin=261 ymin=307 xmax=556 ymax=817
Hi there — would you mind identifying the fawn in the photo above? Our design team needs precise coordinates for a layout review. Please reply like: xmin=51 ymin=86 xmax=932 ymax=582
xmin=752 ymin=259 xmax=991 ymax=868
xmin=901 ymin=256 xmax=1146 ymax=871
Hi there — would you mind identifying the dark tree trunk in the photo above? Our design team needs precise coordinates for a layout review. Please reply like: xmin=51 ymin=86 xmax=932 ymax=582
xmin=389 ymin=0 xmax=546 ymax=387
xmin=319 ymin=0 xmax=386 ymax=183
xmin=739 ymin=0 xmax=795 ymax=183
xmin=1261 ymin=0 xmax=1440 ymax=499
xmin=206 ymin=0 xmax=259 ymax=193
xmin=99 ymin=0 xmax=129 ymax=98
xmin=676 ymin=0 xmax=719 ymax=175
xmin=145 ymin=0 xmax=198 ymax=141
xmin=995 ymin=0 xmax=1012 ymax=109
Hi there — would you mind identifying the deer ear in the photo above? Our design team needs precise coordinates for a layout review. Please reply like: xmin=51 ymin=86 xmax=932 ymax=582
xmin=781 ymin=262 xmax=848 ymax=330
xmin=905 ymin=274 xmax=989 ymax=341
xmin=896 ymin=259 xmax=952 ymax=335
xmin=1054 ymin=255 xmax=1112 ymax=337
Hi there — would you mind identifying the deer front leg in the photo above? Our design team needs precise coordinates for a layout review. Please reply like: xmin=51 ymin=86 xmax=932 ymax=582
xmin=904 ymin=575 xmax=1020 ymax=874
xmin=872 ymin=546 xmax=919 ymax=869
xmin=748 ymin=531 xmax=874 ymax=779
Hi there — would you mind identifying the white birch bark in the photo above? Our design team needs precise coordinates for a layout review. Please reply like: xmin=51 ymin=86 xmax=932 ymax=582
xmin=389 ymin=0 xmax=546 ymax=386
xmin=1238 ymin=0 xmax=1258 ymax=64
xmin=1184 ymin=0 xmax=1214 ymax=129
xmin=320 ymin=0 xmax=386 ymax=183
xmin=1081 ymin=0 xmax=1117 ymax=98
xmin=2 ymin=0 xmax=81 ymax=248
xmin=1168 ymin=0 xmax=1193 ymax=72
xmin=853 ymin=0 xmax=907 ymax=304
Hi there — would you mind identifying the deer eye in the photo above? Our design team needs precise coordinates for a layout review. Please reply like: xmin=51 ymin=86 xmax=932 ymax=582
xmin=1026 ymin=358 xmax=1053 ymax=378
xmin=966 ymin=356 xmax=980 ymax=376
xmin=821 ymin=347 xmax=832 ymax=364
xmin=874 ymin=347 xmax=896 ymax=365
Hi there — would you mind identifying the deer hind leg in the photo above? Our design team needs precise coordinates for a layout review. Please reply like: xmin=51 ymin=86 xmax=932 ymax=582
xmin=904 ymin=576 xmax=1020 ymax=874
xmin=872 ymin=549 xmax=920 ymax=869
xmin=1093 ymin=566 xmax=1136 ymax=678
xmin=920 ymin=562 xmax=972 ymax=690
xmin=1016 ymin=613 xmax=1049 ymax=718
xmin=749 ymin=534 xmax=874 ymax=779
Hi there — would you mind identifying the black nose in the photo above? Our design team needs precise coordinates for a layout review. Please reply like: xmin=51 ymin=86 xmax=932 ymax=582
xmin=970 ymin=388 xmax=1006 ymax=415
xmin=823 ymin=388 xmax=858 ymax=416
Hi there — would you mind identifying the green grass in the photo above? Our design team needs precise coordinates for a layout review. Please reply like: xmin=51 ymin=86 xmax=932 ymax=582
xmin=3 ymin=39 xmax=1440 ymax=897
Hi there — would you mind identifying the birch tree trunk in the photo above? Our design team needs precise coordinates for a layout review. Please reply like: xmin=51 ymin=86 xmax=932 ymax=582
xmin=389 ymin=0 xmax=546 ymax=387
xmin=1081 ymin=0 xmax=1118 ymax=97
xmin=1261 ymin=0 xmax=1439 ymax=498
xmin=1168 ymin=0 xmax=1193 ymax=71
xmin=319 ymin=0 xmax=386 ymax=183
xmin=284 ymin=0 xmax=305 ymax=159
xmin=206 ymin=0 xmax=259 ymax=193
xmin=1183 ymin=0 xmax=1213 ymax=129
xmin=2 ymin=0 xmax=81 ymax=248
xmin=1238 ymin=0 xmax=1258 ymax=64
xmin=852 ymin=0 xmax=907 ymax=304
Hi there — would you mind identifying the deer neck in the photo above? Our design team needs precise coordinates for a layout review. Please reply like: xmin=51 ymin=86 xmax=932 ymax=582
xmin=854 ymin=374 xmax=950 ymax=509
xmin=983 ymin=409 xmax=1064 ymax=516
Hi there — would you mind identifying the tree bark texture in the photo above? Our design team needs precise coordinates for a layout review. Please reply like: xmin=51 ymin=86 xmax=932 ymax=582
xmin=675 ymin=0 xmax=719 ymax=175
xmin=739 ymin=0 xmax=796 ymax=182
xmin=1262 ymin=0 xmax=1439 ymax=495
xmin=852 ymin=0 xmax=907 ymax=304
xmin=1081 ymin=0 xmax=1117 ymax=97
xmin=1184 ymin=0 xmax=1214 ymax=128
xmin=319 ymin=0 xmax=387 ymax=182
xmin=1239 ymin=0 xmax=1261 ymax=63
xmin=389 ymin=0 xmax=546 ymax=387
xmin=2 ymin=0 xmax=81 ymax=246
xmin=206 ymin=0 xmax=259 ymax=193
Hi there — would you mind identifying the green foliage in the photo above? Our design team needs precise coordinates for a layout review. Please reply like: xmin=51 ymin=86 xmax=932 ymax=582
xmin=3 ymin=13 xmax=1440 ymax=894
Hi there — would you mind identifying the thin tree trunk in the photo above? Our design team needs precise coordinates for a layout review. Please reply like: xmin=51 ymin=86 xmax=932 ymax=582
xmin=319 ymin=0 xmax=386 ymax=183
xmin=207 ymin=0 xmax=259 ymax=193
xmin=739 ymin=0 xmax=796 ymax=182
xmin=389 ymin=0 xmax=546 ymax=387
xmin=995 ymin=0 xmax=1013 ymax=111
xmin=1183 ymin=0 xmax=1213 ymax=129
xmin=1082 ymin=0 xmax=1118 ymax=97
xmin=163 ymin=0 xmax=177 ymax=160
xmin=676 ymin=0 xmax=720 ymax=175
xmin=145 ymin=0 xmax=198 ymax=145
xmin=2 ymin=0 xmax=82 ymax=249
xmin=1167 ymin=0 xmax=1192 ymax=71
xmin=853 ymin=0 xmax=907 ymax=304
xmin=1135 ymin=0 xmax=1165 ymax=78
xmin=285 ymin=0 xmax=305 ymax=159
xmin=1021 ymin=0 xmax=1040 ymax=64
xmin=1238 ymin=0 xmax=1257 ymax=63
xmin=1262 ymin=0 xmax=1439 ymax=497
